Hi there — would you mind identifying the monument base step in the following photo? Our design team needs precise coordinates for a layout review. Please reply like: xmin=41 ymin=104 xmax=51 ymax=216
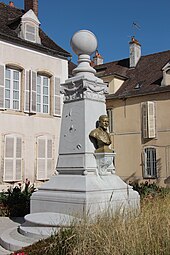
xmin=0 ymin=212 xmax=80 ymax=252
xmin=0 ymin=227 xmax=39 ymax=252
xmin=19 ymin=212 xmax=80 ymax=238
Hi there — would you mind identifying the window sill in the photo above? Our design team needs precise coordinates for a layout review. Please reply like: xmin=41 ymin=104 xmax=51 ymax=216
xmin=143 ymin=176 xmax=157 ymax=179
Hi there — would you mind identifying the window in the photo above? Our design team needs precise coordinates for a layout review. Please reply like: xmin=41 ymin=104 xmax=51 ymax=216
xmin=143 ymin=148 xmax=157 ymax=178
xmin=19 ymin=10 xmax=41 ymax=44
xmin=141 ymin=101 xmax=156 ymax=139
xmin=5 ymin=68 xmax=21 ymax=110
xmin=36 ymin=136 xmax=53 ymax=180
xmin=25 ymin=24 xmax=36 ymax=42
xmin=107 ymin=109 xmax=114 ymax=132
xmin=3 ymin=134 xmax=22 ymax=182
xmin=36 ymin=75 xmax=50 ymax=114
xmin=161 ymin=63 xmax=170 ymax=86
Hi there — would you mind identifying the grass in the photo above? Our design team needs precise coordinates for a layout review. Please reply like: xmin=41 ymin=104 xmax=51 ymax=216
xmin=15 ymin=193 xmax=170 ymax=255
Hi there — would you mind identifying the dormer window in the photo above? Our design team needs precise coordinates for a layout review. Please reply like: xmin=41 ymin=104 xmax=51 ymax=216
xmin=19 ymin=9 xmax=41 ymax=44
xmin=25 ymin=24 xmax=36 ymax=42
xmin=161 ymin=61 xmax=170 ymax=86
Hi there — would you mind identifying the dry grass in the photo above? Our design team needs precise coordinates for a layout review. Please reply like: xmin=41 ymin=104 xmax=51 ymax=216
xmin=17 ymin=195 xmax=170 ymax=255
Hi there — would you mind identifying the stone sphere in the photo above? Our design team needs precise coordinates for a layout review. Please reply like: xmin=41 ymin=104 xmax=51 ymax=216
xmin=70 ymin=30 xmax=98 ymax=56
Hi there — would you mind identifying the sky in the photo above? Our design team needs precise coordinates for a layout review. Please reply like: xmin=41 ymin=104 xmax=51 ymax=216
xmin=3 ymin=0 xmax=170 ymax=64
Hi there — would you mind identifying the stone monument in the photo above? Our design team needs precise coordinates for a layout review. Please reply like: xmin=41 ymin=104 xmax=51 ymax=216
xmin=0 ymin=30 xmax=140 ymax=253
xmin=30 ymin=30 xmax=140 ymax=217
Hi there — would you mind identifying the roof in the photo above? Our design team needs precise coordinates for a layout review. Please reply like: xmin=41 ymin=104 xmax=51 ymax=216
xmin=95 ymin=50 xmax=170 ymax=98
xmin=0 ymin=2 xmax=71 ymax=59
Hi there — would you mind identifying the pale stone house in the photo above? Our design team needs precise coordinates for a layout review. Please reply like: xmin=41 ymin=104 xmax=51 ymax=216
xmin=94 ymin=38 xmax=170 ymax=187
xmin=0 ymin=0 xmax=71 ymax=190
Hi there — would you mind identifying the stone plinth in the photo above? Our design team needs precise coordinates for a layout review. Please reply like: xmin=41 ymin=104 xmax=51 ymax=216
xmin=31 ymin=174 xmax=139 ymax=217
xmin=94 ymin=152 xmax=116 ymax=175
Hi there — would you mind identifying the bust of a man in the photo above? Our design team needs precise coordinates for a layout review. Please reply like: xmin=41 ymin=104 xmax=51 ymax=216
xmin=89 ymin=115 xmax=113 ymax=153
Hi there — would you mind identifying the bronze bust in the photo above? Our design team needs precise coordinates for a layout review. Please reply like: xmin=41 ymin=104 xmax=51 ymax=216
xmin=89 ymin=115 xmax=113 ymax=153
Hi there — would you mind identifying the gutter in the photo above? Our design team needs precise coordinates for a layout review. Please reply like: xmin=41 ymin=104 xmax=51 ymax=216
xmin=106 ymin=86 xmax=170 ymax=100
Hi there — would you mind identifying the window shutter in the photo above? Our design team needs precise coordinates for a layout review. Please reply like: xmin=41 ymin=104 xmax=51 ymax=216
xmin=3 ymin=135 xmax=22 ymax=182
xmin=15 ymin=137 xmax=22 ymax=180
xmin=0 ymin=65 xmax=5 ymax=109
xmin=54 ymin=77 xmax=61 ymax=116
xmin=4 ymin=136 xmax=14 ymax=181
xmin=30 ymin=70 xmax=37 ymax=113
xmin=37 ymin=137 xmax=46 ymax=180
xmin=47 ymin=139 xmax=53 ymax=179
xmin=142 ymin=102 xmax=148 ymax=138
xmin=24 ymin=70 xmax=30 ymax=113
xmin=147 ymin=101 xmax=156 ymax=138
xmin=37 ymin=136 xmax=53 ymax=180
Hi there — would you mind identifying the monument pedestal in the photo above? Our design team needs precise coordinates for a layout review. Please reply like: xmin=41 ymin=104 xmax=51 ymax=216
xmin=31 ymin=173 xmax=140 ymax=217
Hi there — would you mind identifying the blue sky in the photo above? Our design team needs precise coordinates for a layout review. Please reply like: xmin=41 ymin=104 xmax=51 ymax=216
xmin=3 ymin=0 xmax=170 ymax=64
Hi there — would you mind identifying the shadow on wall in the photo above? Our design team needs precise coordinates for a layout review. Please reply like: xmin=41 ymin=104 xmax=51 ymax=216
xmin=164 ymin=176 xmax=170 ymax=188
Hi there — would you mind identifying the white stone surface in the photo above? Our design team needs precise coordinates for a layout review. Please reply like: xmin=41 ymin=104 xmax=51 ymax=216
xmin=71 ymin=30 xmax=97 ymax=56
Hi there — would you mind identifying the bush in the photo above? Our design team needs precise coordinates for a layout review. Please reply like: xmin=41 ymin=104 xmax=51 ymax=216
xmin=131 ymin=181 xmax=170 ymax=199
xmin=0 ymin=179 xmax=36 ymax=217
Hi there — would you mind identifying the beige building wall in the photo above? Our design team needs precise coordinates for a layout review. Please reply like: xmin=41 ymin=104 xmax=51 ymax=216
xmin=107 ymin=92 xmax=170 ymax=187
xmin=0 ymin=41 xmax=68 ymax=189
xmin=102 ymin=75 xmax=124 ymax=94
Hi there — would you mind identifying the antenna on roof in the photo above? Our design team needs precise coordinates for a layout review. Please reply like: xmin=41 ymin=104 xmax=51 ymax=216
xmin=132 ymin=22 xmax=141 ymax=37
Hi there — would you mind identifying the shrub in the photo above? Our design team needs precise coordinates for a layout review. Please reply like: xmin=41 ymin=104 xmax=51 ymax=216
xmin=130 ymin=181 xmax=170 ymax=199
xmin=0 ymin=179 xmax=36 ymax=217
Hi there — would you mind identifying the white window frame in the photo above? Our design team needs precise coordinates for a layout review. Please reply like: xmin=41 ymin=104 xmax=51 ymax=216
xmin=143 ymin=147 xmax=157 ymax=178
xmin=36 ymin=74 xmax=50 ymax=114
xmin=25 ymin=23 xmax=36 ymax=43
xmin=5 ymin=67 xmax=21 ymax=110
xmin=36 ymin=135 xmax=53 ymax=181
xmin=3 ymin=134 xmax=22 ymax=182
xmin=161 ymin=63 xmax=170 ymax=86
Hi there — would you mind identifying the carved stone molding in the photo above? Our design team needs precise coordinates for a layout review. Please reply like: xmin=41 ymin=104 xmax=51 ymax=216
xmin=61 ymin=79 xmax=108 ymax=102
xmin=94 ymin=152 xmax=116 ymax=175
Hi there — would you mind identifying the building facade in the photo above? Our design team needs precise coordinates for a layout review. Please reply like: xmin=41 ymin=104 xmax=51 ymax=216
xmin=95 ymin=38 xmax=170 ymax=187
xmin=0 ymin=1 xmax=71 ymax=189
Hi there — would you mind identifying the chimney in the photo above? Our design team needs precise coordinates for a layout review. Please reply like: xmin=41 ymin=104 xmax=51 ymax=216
xmin=9 ymin=1 xmax=15 ymax=7
xmin=24 ymin=0 xmax=38 ymax=17
xmin=129 ymin=36 xmax=141 ymax=68
xmin=93 ymin=50 xmax=104 ymax=66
